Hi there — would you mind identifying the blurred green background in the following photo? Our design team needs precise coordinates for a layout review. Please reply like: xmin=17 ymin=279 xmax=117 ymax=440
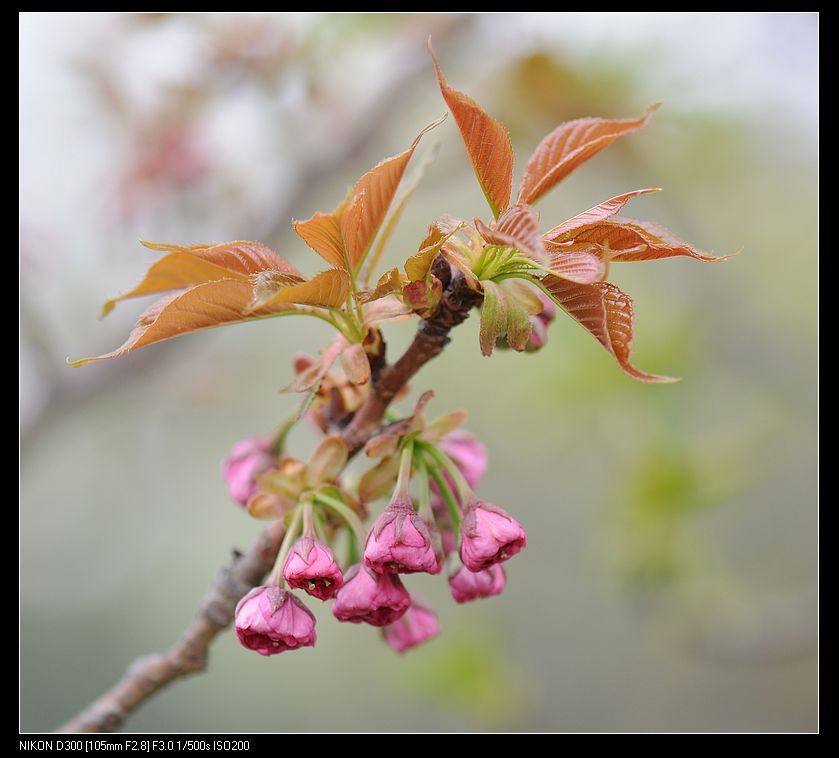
xmin=20 ymin=13 xmax=817 ymax=732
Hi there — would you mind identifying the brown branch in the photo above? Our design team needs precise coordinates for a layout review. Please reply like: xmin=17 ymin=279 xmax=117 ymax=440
xmin=57 ymin=519 xmax=286 ymax=733
xmin=57 ymin=260 xmax=481 ymax=733
xmin=342 ymin=259 xmax=482 ymax=452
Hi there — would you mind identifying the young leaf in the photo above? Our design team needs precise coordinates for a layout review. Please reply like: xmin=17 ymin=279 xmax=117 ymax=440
xmin=506 ymin=301 xmax=536 ymax=352
xmin=251 ymin=269 xmax=350 ymax=310
xmin=362 ymin=295 xmax=413 ymax=326
xmin=545 ymin=250 xmax=603 ymax=284
xmin=363 ymin=143 xmax=439 ymax=286
xmin=549 ymin=217 xmax=725 ymax=263
xmin=305 ymin=435 xmax=350 ymax=487
xmin=247 ymin=491 xmax=296 ymax=520
xmin=475 ymin=204 xmax=546 ymax=263
xmin=542 ymin=276 xmax=676 ymax=383
xmin=505 ymin=280 xmax=542 ymax=352
xmin=140 ymin=239 xmax=301 ymax=276
xmin=610 ymin=217 xmax=728 ymax=262
xmin=429 ymin=40 xmax=513 ymax=218
xmin=340 ymin=342 xmax=371 ymax=385
xmin=102 ymin=241 xmax=303 ymax=316
xmin=356 ymin=267 xmax=405 ymax=304
xmin=365 ymin=432 xmax=400 ymax=460
xmin=507 ymin=278 xmax=545 ymax=316
xmin=404 ymin=224 xmax=458 ymax=282
xmin=406 ymin=390 xmax=435 ymax=434
xmin=518 ymin=105 xmax=659 ymax=206
xmin=424 ymin=410 xmax=467 ymax=440
xmin=293 ymin=211 xmax=349 ymax=271
xmin=403 ymin=277 xmax=442 ymax=319
xmin=432 ymin=222 xmax=483 ymax=283
xmin=340 ymin=118 xmax=443 ymax=271
xmin=359 ymin=455 xmax=400 ymax=502
xmin=295 ymin=374 xmax=326 ymax=425
xmin=284 ymin=335 xmax=349 ymax=393
xmin=479 ymin=280 xmax=538 ymax=355
xmin=70 ymin=280 xmax=299 ymax=367
xmin=251 ymin=270 xmax=311 ymax=306
xmin=544 ymin=189 xmax=660 ymax=240
xmin=478 ymin=281 xmax=508 ymax=356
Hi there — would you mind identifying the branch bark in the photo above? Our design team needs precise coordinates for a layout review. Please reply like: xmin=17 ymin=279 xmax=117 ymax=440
xmin=57 ymin=520 xmax=286 ymax=733
xmin=342 ymin=260 xmax=482 ymax=452
xmin=57 ymin=260 xmax=481 ymax=733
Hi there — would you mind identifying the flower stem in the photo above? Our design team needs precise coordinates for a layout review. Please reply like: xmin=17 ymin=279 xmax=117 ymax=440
xmin=414 ymin=452 xmax=439 ymax=523
xmin=421 ymin=442 xmax=477 ymax=503
xmin=330 ymin=309 xmax=364 ymax=343
xmin=272 ymin=505 xmax=303 ymax=585
xmin=302 ymin=501 xmax=314 ymax=536
xmin=314 ymin=491 xmax=367 ymax=547
xmin=393 ymin=439 xmax=415 ymax=499
xmin=425 ymin=460 xmax=462 ymax=532
xmin=271 ymin=414 xmax=298 ymax=455
xmin=346 ymin=529 xmax=361 ymax=566
xmin=312 ymin=507 xmax=329 ymax=544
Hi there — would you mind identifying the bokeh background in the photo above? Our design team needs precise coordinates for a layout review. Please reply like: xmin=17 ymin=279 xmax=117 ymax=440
xmin=20 ymin=13 xmax=817 ymax=732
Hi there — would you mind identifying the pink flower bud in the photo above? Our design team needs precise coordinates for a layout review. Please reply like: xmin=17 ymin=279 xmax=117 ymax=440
xmin=364 ymin=498 xmax=441 ymax=575
xmin=460 ymin=500 xmax=527 ymax=572
xmin=282 ymin=535 xmax=344 ymax=601
xmin=234 ymin=585 xmax=316 ymax=656
xmin=448 ymin=564 xmax=506 ymax=603
xmin=382 ymin=598 xmax=440 ymax=653
xmin=526 ymin=316 xmax=549 ymax=352
xmin=526 ymin=291 xmax=557 ymax=352
xmin=438 ymin=429 xmax=488 ymax=490
xmin=221 ymin=435 xmax=275 ymax=507
xmin=332 ymin=564 xmax=411 ymax=627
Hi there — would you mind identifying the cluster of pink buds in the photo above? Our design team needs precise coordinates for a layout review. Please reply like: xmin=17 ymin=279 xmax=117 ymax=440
xmin=222 ymin=396 xmax=526 ymax=657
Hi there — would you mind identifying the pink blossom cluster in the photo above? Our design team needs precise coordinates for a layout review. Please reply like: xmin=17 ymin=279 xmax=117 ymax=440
xmin=223 ymin=428 xmax=525 ymax=656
